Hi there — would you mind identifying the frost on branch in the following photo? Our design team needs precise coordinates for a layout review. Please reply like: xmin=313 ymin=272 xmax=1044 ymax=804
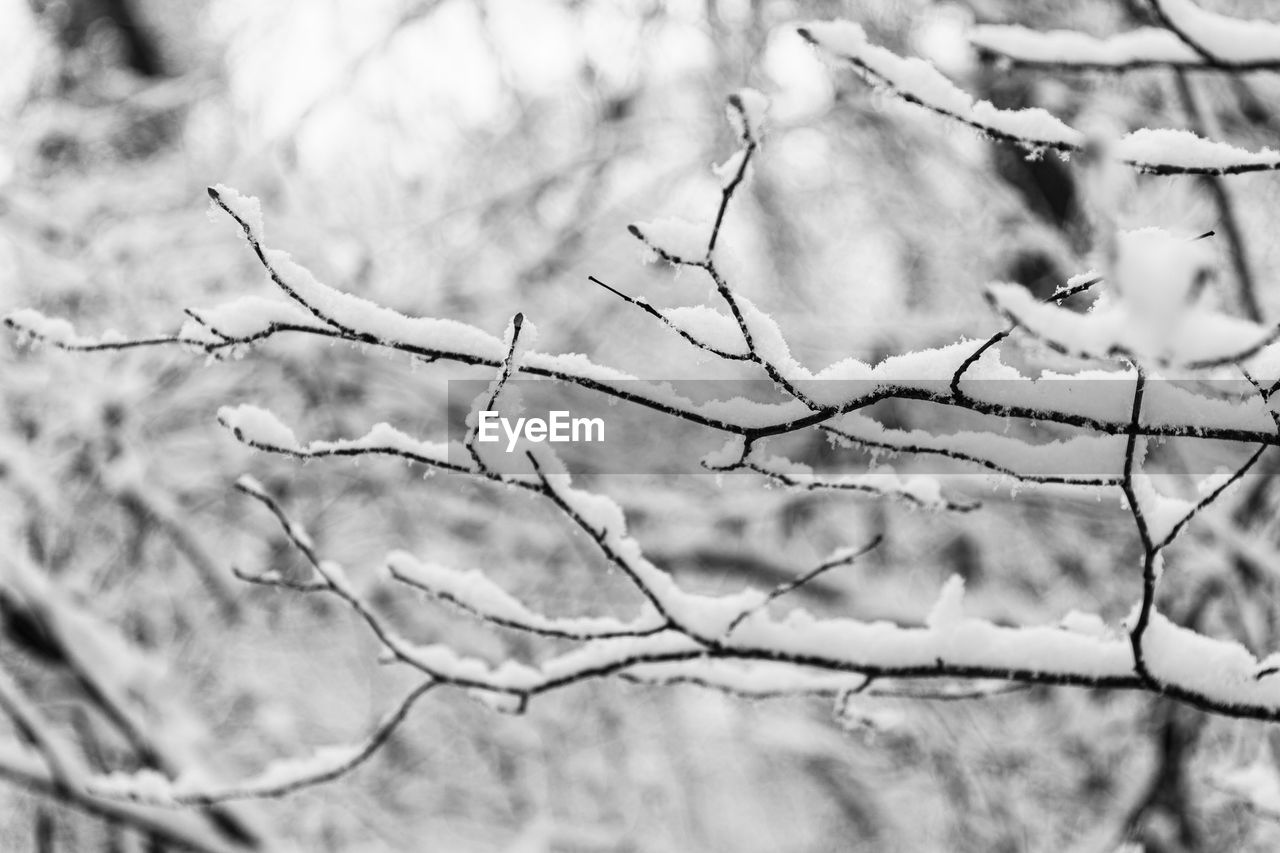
xmin=208 ymin=183 xmax=265 ymax=242
xmin=725 ymin=88 xmax=768 ymax=144
xmin=630 ymin=217 xmax=713 ymax=265
xmin=663 ymin=305 xmax=752 ymax=357
xmin=970 ymin=0 xmax=1280 ymax=72
xmin=733 ymin=450 xmax=965 ymax=512
xmin=5 ymin=309 xmax=130 ymax=349
xmin=388 ymin=553 xmax=665 ymax=639
xmin=20 ymin=14 xmax=1280 ymax=831
xmin=90 ymin=742 xmax=364 ymax=805
xmin=988 ymin=229 xmax=1276 ymax=367
xmin=216 ymin=405 xmax=303 ymax=454
xmin=799 ymin=19 xmax=1280 ymax=175
xmin=1153 ymin=0 xmax=1280 ymax=66
xmin=969 ymin=25 xmax=1205 ymax=70
xmin=800 ymin=20 xmax=1080 ymax=146
xmin=179 ymin=296 xmax=317 ymax=344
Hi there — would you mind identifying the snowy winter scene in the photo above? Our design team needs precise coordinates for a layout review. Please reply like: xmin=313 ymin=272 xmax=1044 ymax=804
xmin=10 ymin=0 xmax=1280 ymax=850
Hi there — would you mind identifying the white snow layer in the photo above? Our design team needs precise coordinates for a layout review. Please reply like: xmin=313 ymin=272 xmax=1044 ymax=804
xmin=801 ymin=20 xmax=1280 ymax=172
xmin=969 ymin=25 xmax=1200 ymax=67
xmin=727 ymin=88 xmax=770 ymax=142
xmin=631 ymin=217 xmax=711 ymax=263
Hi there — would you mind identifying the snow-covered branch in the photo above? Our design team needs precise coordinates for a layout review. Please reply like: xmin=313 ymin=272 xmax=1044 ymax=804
xmin=11 ymin=9 xmax=1280 ymax=818
xmin=799 ymin=20 xmax=1280 ymax=175
xmin=971 ymin=0 xmax=1280 ymax=73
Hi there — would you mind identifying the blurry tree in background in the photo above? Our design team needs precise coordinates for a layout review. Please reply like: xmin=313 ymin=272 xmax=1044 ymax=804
xmin=10 ymin=1 xmax=1280 ymax=852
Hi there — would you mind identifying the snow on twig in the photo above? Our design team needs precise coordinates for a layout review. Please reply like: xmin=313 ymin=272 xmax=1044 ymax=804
xmin=800 ymin=20 xmax=1280 ymax=175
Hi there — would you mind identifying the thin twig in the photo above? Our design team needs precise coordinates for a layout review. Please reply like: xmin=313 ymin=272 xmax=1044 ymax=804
xmin=723 ymin=535 xmax=883 ymax=636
